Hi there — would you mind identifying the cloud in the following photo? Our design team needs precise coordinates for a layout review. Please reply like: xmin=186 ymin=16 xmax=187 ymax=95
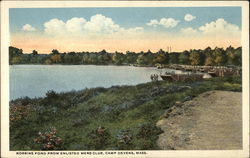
xmin=66 ymin=17 xmax=86 ymax=33
xmin=181 ymin=27 xmax=198 ymax=34
xmin=147 ymin=18 xmax=179 ymax=28
xmin=22 ymin=24 xmax=36 ymax=31
xmin=198 ymin=18 xmax=240 ymax=36
xmin=128 ymin=27 xmax=144 ymax=32
xmin=146 ymin=19 xmax=159 ymax=27
xmin=184 ymin=14 xmax=196 ymax=21
xmin=178 ymin=18 xmax=241 ymax=42
xmin=159 ymin=18 xmax=180 ymax=28
xmin=84 ymin=14 xmax=121 ymax=33
xmin=44 ymin=19 xmax=66 ymax=35
xmin=179 ymin=18 xmax=240 ymax=38
xmin=43 ymin=14 xmax=143 ymax=37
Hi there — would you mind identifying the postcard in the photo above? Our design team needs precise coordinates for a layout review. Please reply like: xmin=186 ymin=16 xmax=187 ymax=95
xmin=1 ymin=1 xmax=249 ymax=158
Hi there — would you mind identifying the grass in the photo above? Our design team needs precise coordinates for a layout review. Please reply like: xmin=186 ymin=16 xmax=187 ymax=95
xmin=9 ymin=76 xmax=242 ymax=150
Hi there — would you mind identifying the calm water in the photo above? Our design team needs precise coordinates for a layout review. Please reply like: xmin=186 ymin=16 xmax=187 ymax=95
xmin=10 ymin=65 xmax=181 ymax=100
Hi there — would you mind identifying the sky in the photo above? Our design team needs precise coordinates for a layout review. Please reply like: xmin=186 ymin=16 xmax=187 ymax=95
xmin=10 ymin=7 xmax=242 ymax=53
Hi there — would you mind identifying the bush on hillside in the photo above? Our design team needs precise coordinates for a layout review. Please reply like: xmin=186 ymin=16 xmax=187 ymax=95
xmin=33 ymin=127 xmax=63 ymax=150
xmin=86 ymin=126 xmax=112 ymax=150
xmin=116 ymin=129 xmax=133 ymax=150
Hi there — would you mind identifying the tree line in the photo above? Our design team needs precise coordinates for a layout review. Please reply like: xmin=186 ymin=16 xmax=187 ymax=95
xmin=9 ymin=46 xmax=242 ymax=66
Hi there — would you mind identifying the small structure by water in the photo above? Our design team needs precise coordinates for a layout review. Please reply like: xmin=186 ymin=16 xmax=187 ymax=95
xmin=160 ymin=72 xmax=203 ymax=82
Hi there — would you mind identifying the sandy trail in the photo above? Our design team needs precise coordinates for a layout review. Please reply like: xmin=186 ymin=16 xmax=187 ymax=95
xmin=157 ymin=90 xmax=242 ymax=150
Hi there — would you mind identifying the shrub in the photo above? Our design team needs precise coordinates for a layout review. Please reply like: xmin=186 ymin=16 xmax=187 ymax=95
xmin=10 ymin=103 xmax=32 ymax=127
xmin=34 ymin=127 xmax=63 ymax=150
xmin=137 ymin=139 xmax=154 ymax=150
xmin=86 ymin=126 xmax=111 ymax=150
xmin=116 ymin=130 xmax=133 ymax=150
xmin=136 ymin=122 xmax=163 ymax=139
xmin=46 ymin=90 xmax=58 ymax=98
xmin=134 ymin=122 xmax=163 ymax=150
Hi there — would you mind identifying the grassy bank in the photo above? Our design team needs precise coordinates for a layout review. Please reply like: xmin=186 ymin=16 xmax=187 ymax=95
xmin=10 ymin=76 xmax=242 ymax=150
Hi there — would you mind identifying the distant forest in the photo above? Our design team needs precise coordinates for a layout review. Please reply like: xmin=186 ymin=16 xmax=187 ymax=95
xmin=9 ymin=46 xmax=242 ymax=66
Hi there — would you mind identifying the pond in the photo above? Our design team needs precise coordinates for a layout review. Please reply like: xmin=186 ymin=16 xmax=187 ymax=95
xmin=10 ymin=65 xmax=183 ymax=100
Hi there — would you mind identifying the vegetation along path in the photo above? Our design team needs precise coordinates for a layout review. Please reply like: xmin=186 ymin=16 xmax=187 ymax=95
xmin=157 ymin=90 xmax=242 ymax=150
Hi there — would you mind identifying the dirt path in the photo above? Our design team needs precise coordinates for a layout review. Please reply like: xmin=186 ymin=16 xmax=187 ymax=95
xmin=157 ymin=90 xmax=242 ymax=150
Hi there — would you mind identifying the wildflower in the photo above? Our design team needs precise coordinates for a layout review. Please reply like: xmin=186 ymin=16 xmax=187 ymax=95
xmin=34 ymin=127 xmax=62 ymax=150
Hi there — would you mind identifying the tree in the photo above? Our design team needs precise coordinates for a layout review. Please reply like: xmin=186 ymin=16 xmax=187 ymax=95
xmin=153 ymin=49 xmax=168 ymax=64
xmin=146 ymin=49 xmax=153 ymax=54
xmin=63 ymin=52 xmax=81 ymax=64
xmin=178 ymin=53 xmax=189 ymax=64
xmin=99 ymin=49 xmax=107 ymax=54
xmin=189 ymin=51 xmax=200 ymax=66
xmin=88 ymin=53 xmax=98 ymax=64
xmin=154 ymin=53 xmax=167 ymax=64
xmin=169 ymin=53 xmax=179 ymax=64
xmin=112 ymin=52 xmax=124 ymax=65
xmin=136 ymin=54 xmax=149 ymax=65
xmin=9 ymin=46 xmax=23 ymax=63
xmin=11 ymin=56 xmax=22 ymax=64
xmin=51 ymin=54 xmax=62 ymax=63
xmin=103 ymin=53 xmax=112 ymax=64
xmin=158 ymin=49 xmax=165 ymax=54
xmin=214 ymin=47 xmax=226 ymax=66
xmin=205 ymin=56 xmax=215 ymax=66
xmin=32 ymin=50 xmax=38 ymax=55
xmin=8 ymin=45 xmax=241 ymax=66
xmin=124 ymin=52 xmax=137 ymax=64
xmin=18 ymin=49 xmax=23 ymax=54
xmin=51 ymin=49 xmax=59 ymax=55
xmin=97 ymin=50 xmax=111 ymax=64
xmin=204 ymin=47 xmax=212 ymax=53
xmin=233 ymin=47 xmax=242 ymax=66
xmin=45 ymin=59 xmax=52 ymax=65
xmin=82 ymin=54 xmax=90 ymax=64
xmin=226 ymin=46 xmax=240 ymax=65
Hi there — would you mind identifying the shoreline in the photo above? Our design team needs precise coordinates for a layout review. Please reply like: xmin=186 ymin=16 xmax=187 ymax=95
xmin=9 ymin=76 xmax=242 ymax=150
xmin=9 ymin=64 xmax=154 ymax=67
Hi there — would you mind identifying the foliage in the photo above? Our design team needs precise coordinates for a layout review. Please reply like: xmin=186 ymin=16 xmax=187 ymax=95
xmin=86 ymin=126 xmax=112 ymax=150
xmin=44 ymin=59 xmax=52 ymax=65
xmin=112 ymin=52 xmax=125 ymax=65
xmin=32 ymin=50 xmax=38 ymax=55
xmin=189 ymin=51 xmax=200 ymax=66
xmin=135 ymin=122 xmax=163 ymax=149
xmin=9 ymin=46 xmax=242 ymax=66
xmin=51 ymin=49 xmax=60 ymax=55
xmin=154 ymin=51 xmax=168 ymax=64
xmin=10 ymin=103 xmax=32 ymax=124
xmin=178 ymin=52 xmax=189 ymax=64
xmin=207 ymin=47 xmax=226 ymax=66
xmin=33 ymin=127 xmax=63 ymax=150
xmin=51 ymin=54 xmax=62 ymax=63
xmin=116 ymin=129 xmax=133 ymax=149
xmin=205 ymin=56 xmax=214 ymax=66
xmin=136 ymin=53 xmax=149 ymax=65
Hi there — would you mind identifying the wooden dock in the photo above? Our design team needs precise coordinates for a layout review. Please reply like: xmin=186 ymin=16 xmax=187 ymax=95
xmin=162 ymin=64 xmax=241 ymax=77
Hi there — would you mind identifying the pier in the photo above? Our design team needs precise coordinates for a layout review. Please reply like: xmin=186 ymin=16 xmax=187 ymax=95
xmin=155 ymin=64 xmax=241 ymax=82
